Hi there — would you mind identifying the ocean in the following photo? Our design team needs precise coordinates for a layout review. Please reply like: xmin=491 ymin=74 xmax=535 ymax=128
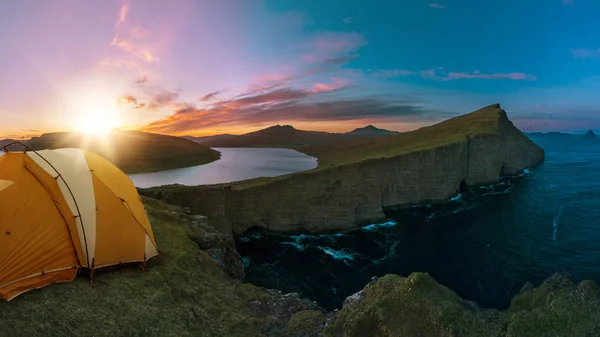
xmin=236 ymin=134 xmax=600 ymax=311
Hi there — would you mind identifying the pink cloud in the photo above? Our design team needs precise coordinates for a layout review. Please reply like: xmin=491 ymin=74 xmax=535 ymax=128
xmin=301 ymin=32 xmax=367 ymax=63
xmin=429 ymin=3 xmax=446 ymax=9
xmin=115 ymin=1 xmax=129 ymax=28
xmin=199 ymin=91 xmax=220 ymax=102
xmin=571 ymin=48 xmax=600 ymax=59
xmin=110 ymin=35 xmax=160 ymax=63
xmin=311 ymin=77 xmax=350 ymax=93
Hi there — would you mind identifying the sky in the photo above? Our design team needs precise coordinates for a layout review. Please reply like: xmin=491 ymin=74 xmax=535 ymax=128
xmin=2 ymin=0 xmax=600 ymax=138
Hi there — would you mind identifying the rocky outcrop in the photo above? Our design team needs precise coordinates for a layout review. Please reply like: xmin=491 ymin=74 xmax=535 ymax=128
xmin=583 ymin=130 xmax=597 ymax=140
xmin=326 ymin=272 xmax=600 ymax=337
xmin=140 ymin=104 xmax=545 ymax=235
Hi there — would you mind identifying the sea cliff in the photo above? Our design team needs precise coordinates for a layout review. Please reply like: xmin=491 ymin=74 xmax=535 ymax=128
xmin=140 ymin=104 xmax=544 ymax=235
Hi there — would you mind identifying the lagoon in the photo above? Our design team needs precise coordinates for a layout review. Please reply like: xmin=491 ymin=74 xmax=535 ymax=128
xmin=129 ymin=147 xmax=317 ymax=188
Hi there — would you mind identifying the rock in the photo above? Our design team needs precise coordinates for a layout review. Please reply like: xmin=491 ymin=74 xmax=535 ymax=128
xmin=518 ymin=281 xmax=534 ymax=294
xmin=583 ymin=130 xmax=597 ymax=140
xmin=247 ymin=289 xmax=325 ymax=336
xmin=342 ymin=290 xmax=365 ymax=310
xmin=540 ymin=271 xmax=575 ymax=291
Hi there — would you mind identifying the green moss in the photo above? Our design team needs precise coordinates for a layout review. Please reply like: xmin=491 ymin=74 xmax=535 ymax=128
xmin=328 ymin=273 xmax=505 ymax=337
xmin=0 ymin=197 xmax=271 ymax=337
xmin=329 ymin=272 xmax=600 ymax=337
xmin=27 ymin=130 xmax=220 ymax=173
xmin=280 ymin=310 xmax=326 ymax=336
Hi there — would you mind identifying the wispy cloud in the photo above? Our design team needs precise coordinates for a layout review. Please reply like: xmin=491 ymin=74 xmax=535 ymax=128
xmin=370 ymin=69 xmax=416 ymax=78
xmin=562 ymin=0 xmax=574 ymax=5
xmin=439 ymin=71 xmax=537 ymax=81
xmin=199 ymin=91 xmax=221 ymax=102
xmin=141 ymin=81 xmax=426 ymax=134
xmin=311 ymin=77 xmax=351 ymax=93
xmin=135 ymin=76 xmax=149 ymax=86
xmin=301 ymin=32 xmax=366 ymax=63
xmin=343 ymin=17 xmax=353 ymax=24
xmin=369 ymin=68 xmax=537 ymax=81
xmin=429 ymin=3 xmax=446 ymax=9
xmin=115 ymin=1 xmax=129 ymax=28
xmin=571 ymin=48 xmax=600 ymax=59
xmin=110 ymin=35 xmax=160 ymax=63
xmin=117 ymin=95 xmax=145 ymax=109
xmin=323 ymin=54 xmax=359 ymax=65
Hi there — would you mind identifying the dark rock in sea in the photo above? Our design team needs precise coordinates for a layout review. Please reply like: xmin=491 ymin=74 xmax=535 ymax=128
xmin=583 ymin=130 xmax=597 ymax=140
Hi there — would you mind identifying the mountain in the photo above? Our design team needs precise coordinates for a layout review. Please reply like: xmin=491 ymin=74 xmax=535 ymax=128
xmin=187 ymin=124 xmax=400 ymax=148
xmin=25 ymin=131 xmax=220 ymax=173
xmin=192 ymin=125 xmax=344 ymax=148
xmin=346 ymin=125 xmax=400 ymax=137
xmin=0 ymin=139 xmax=20 ymax=151
xmin=583 ymin=130 xmax=597 ymax=140
xmin=183 ymin=134 xmax=236 ymax=144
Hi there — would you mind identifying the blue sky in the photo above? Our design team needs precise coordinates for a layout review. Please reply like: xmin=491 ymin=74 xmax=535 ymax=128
xmin=1 ymin=0 xmax=599 ymax=137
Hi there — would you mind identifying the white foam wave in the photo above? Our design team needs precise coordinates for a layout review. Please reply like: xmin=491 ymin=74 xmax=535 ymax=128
xmin=318 ymin=246 xmax=356 ymax=265
xmin=553 ymin=206 xmax=563 ymax=240
xmin=450 ymin=194 xmax=463 ymax=202
xmin=362 ymin=220 xmax=398 ymax=232
xmin=282 ymin=242 xmax=306 ymax=251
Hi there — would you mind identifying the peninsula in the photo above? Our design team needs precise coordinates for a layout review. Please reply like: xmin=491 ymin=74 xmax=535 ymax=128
xmin=4 ymin=130 xmax=221 ymax=174
xmin=141 ymin=104 xmax=545 ymax=235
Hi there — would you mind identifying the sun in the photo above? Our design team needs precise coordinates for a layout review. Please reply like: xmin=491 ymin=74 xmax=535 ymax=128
xmin=74 ymin=102 xmax=122 ymax=136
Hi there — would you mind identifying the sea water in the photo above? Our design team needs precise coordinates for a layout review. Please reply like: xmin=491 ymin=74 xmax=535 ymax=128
xmin=237 ymin=135 xmax=600 ymax=311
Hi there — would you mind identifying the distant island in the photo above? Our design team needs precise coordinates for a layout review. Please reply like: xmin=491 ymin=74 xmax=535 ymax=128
xmin=2 ymin=131 xmax=220 ymax=174
xmin=184 ymin=124 xmax=399 ymax=148
xmin=583 ymin=130 xmax=597 ymax=140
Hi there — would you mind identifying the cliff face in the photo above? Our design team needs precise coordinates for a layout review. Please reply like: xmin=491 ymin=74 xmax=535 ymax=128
xmin=141 ymin=104 xmax=545 ymax=235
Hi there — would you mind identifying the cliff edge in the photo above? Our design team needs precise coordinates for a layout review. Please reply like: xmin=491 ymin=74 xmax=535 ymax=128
xmin=141 ymin=104 xmax=545 ymax=235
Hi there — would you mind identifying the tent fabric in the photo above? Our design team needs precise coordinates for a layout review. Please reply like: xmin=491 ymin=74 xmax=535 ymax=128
xmin=0 ymin=148 xmax=158 ymax=300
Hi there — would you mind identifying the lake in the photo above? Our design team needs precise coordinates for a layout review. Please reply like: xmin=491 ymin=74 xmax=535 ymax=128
xmin=129 ymin=147 xmax=318 ymax=188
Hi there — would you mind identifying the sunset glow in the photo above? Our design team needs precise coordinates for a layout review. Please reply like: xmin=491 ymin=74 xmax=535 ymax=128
xmin=1 ymin=0 xmax=600 ymax=139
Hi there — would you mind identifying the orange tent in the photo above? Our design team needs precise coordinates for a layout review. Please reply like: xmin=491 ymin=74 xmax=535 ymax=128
xmin=0 ymin=147 xmax=158 ymax=300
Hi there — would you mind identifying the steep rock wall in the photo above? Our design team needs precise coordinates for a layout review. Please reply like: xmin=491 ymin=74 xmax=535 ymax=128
xmin=141 ymin=107 xmax=544 ymax=235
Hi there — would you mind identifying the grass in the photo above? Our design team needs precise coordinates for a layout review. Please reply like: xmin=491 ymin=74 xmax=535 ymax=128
xmin=0 ymin=197 xmax=273 ymax=337
xmin=302 ymin=104 xmax=505 ymax=168
xmin=27 ymin=130 xmax=221 ymax=174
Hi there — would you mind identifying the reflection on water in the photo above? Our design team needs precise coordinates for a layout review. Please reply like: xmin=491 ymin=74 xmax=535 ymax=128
xmin=128 ymin=147 xmax=317 ymax=188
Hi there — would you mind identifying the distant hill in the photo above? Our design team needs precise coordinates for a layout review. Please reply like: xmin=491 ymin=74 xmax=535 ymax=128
xmin=0 ymin=139 xmax=20 ymax=151
xmin=187 ymin=124 xmax=400 ymax=148
xmin=25 ymin=131 xmax=220 ymax=173
xmin=346 ymin=125 xmax=399 ymax=137
xmin=583 ymin=130 xmax=597 ymax=140
xmin=183 ymin=134 xmax=236 ymax=144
